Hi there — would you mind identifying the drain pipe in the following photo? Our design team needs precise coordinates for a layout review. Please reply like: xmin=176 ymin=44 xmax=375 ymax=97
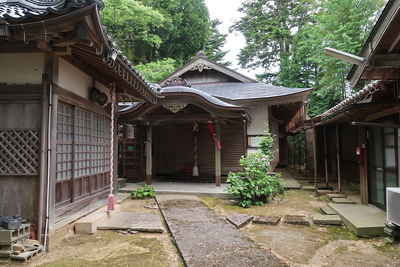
xmin=38 ymin=74 xmax=50 ymax=243
xmin=43 ymin=82 xmax=53 ymax=252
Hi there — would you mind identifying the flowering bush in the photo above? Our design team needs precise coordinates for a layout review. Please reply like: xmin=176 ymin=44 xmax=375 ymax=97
xmin=226 ymin=130 xmax=284 ymax=207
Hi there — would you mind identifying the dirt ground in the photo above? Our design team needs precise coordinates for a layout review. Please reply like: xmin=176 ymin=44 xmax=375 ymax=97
xmin=1 ymin=189 xmax=400 ymax=267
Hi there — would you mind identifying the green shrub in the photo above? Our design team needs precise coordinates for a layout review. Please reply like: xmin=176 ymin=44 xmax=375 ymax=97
xmin=226 ymin=129 xmax=284 ymax=207
xmin=131 ymin=185 xmax=156 ymax=199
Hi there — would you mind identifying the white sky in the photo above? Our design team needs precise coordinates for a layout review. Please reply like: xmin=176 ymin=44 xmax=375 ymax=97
xmin=204 ymin=0 xmax=260 ymax=79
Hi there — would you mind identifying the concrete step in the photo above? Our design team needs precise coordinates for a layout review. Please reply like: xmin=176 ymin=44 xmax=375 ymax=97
xmin=75 ymin=205 xmax=120 ymax=234
xmin=320 ymin=205 xmax=337 ymax=215
xmin=331 ymin=198 xmax=357 ymax=204
xmin=328 ymin=204 xmax=386 ymax=237
xmin=312 ymin=214 xmax=342 ymax=225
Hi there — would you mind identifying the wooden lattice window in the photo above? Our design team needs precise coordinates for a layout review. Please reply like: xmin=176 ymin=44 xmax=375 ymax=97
xmin=0 ymin=130 xmax=39 ymax=175
xmin=55 ymin=103 xmax=111 ymax=204
xmin=56 ymin=104 xmax=73 ymax=180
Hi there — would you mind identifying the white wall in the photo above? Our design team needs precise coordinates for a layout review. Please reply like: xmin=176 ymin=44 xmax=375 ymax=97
xmin=0 ymin=53 xmax=44 ymax=84
xmin=58 ymin=58 xmax=92 ymax=99
xmin=246 ymin=105 xmax=269 ymax=154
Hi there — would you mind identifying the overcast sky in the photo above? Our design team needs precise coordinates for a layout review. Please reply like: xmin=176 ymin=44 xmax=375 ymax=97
xmin=203 ymin=0 xmax=259 ymax=79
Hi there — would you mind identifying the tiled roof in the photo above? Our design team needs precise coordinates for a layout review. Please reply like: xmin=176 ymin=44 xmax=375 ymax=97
xmin=193 ymin=82 xmax=312 ymax=101
xmin=0 ymin=0 xmax=98 ymax=20
xmin=160 ymin=86 xmax=241 ymax=108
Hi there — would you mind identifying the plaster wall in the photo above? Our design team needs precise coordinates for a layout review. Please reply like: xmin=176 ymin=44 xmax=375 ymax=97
xmin=246 ymin=105 xmax=269 ymax=154
xmin=58 ymin=58 xmax=92 ymax=99
xmin=0 ymin=53 xmax=44 ymax=84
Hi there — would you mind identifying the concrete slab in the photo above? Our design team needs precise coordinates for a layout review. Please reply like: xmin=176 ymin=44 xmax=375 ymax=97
xmin=328 ymin=204 xmax=387 ymax=237
xmin=226 ymin=214 xmax=254 ymax=229
xmin=331 ymin=198 xmax=357 ymax=204
xmin=97 ymin=212 xmax=164 ymax=233
xmin=320 ymin=205 xmax=337 ymax=215
xmin=75 ymin=205 xmax=121 ymax=234
xmin=253 ymin=215 xmax=281 ymax=225
xmin=312 ymin=214 xmax=342 ymax=225
xmin=119 ymin=168 xmax=302 ymax=197
xmin=283 ymin=215 xmax=310 ymax=226
xmin=156 ymin=195 xmax=286 ymax=267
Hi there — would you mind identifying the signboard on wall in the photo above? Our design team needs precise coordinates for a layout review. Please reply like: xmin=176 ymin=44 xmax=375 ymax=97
xmin=247 ymin=135 xmax=263 ymax=148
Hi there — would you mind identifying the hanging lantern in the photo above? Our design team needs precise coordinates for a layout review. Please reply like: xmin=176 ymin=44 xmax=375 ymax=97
xmin=124 ymin=124 xmax=134 ymax=139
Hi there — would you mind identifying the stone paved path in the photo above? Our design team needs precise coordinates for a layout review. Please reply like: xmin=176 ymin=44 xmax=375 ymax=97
xmin=156 ymin=195 xmax=287 ymax=267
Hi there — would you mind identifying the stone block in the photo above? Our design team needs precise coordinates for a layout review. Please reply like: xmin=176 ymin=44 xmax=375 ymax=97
xmin=312 ymin=214 xmax=342 ymax=225
xmin=283 ymin=215 xmax=310 ymax=226
xmin=326 ymin=193 xmax=347 ymax=200
xmin=331 ymin=198 xmax=356 ymax=204
xmin=226 ymin=214 xmax=254 ymax=229
xmin=253 ymin=215 xmax=281 ymax=225
xmin=75 ymin=205 xmax=120 ymax=234
xmin=320 ymin=206 xmax=337 ymax=215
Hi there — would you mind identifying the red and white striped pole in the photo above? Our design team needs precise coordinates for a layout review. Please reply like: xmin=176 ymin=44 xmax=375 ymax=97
xmin=108 ymin=82 xmax=116 ymax=211
xmin=192 ymin=123 xmax=199 ymax=176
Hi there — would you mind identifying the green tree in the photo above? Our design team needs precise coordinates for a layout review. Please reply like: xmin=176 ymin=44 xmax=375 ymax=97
xmin=101 ymin=0 xmax=165 ymax=64
xmin=233 ymin=0 xmax=384 ymax=117
xmin=303 ymin=0 xmax=385 ymax=117
xmin=142 ymin=0 xmax=210 ymax=64
xmin=231 ymin=0 xmax=312 ymax=84
xmin=203 ymin=19 xmax=231 ymax=66
xmin=135 ymin=58 xmax=178 ymax=83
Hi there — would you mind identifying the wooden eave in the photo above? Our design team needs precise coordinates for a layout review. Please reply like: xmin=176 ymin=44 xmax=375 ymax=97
xmin=2 ymin=3 xmax=159 ymax=103
xmin=348 ymin=0 xmax=400 ymax=87
xmin=119 ymin=90 xmax=249 ymax=124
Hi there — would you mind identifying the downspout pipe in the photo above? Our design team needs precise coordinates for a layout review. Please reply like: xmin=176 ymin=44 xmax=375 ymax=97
xmin=43 ymin=83 xmax=53 ymax=252
xmin=38 ymin=74 xmax=50 ymax=243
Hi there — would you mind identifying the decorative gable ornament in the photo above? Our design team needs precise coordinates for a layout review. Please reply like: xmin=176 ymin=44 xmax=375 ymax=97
xmin=190 ymin=63 xmax=212 ymax=72
xmin=163 ymin=104 xmax=187 ymax=113
xmin=162 ymin=77 xmax=191 ymax=88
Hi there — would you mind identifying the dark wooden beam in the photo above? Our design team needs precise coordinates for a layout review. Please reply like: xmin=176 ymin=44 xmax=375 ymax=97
xmin=372 ymin=53 xmax=400 ymax=67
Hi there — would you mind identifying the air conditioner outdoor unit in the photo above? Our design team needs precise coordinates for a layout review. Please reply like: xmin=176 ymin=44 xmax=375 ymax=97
xmin=386 ymin=187 xmax=400 ymax=226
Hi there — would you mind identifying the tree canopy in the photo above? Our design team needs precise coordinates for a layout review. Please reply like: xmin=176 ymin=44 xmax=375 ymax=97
xmin=232 ymin=0 xmax=385 ymax=117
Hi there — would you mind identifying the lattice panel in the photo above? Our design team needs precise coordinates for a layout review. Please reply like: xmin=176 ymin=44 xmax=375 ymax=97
xmin=0 ymin=131 xmax=39 ymax=174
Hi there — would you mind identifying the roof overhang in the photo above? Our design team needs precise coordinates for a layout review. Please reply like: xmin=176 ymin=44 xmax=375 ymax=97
xmin=348 ymin=0 xmax=400 ymax=87
xmin=1 ymin=2 xmax=159 ymax=103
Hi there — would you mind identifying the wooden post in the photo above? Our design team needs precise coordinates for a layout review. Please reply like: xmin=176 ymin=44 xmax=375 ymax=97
xmin=358 ymin=126 xmax=368 ymax=204
xmin=313 ymin=121 xmax=318 ymax=197
xmin=215 ymin=122 xmax=221 ymax=187
xmin=146 ymin=124 xmax=153 ymax=185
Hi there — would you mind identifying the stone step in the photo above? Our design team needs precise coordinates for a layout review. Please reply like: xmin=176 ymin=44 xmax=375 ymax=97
xmin=253 ymin=215 xmax=281 ymax=225
xmin=320 ymin=205 xmax=337 ymax=215
xmin=226 ymin=214 xmax=254 ymax=229
xmin=326 ymin=193 xmax=347 ymax=200
xmin=283 ymin=215 xmax=310 ymax=226
xmin=331 ymin=198 xmax=356 ymax=204
xmin=312 ymin=214 xmax=342 ymax=225
xmin=75 ymin=205 xmax=120 ymax=234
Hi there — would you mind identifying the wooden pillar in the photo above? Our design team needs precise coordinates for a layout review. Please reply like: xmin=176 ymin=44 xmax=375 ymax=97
xmin=146 ymin=124 xmax=153 ymax=185
xmin=312 ymin=121 xmax=318 ymax=197
xmin=215 ymin=122 xmax=221 ymax=187
xmin=358 ymin=126 xmax=368 ymax=204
